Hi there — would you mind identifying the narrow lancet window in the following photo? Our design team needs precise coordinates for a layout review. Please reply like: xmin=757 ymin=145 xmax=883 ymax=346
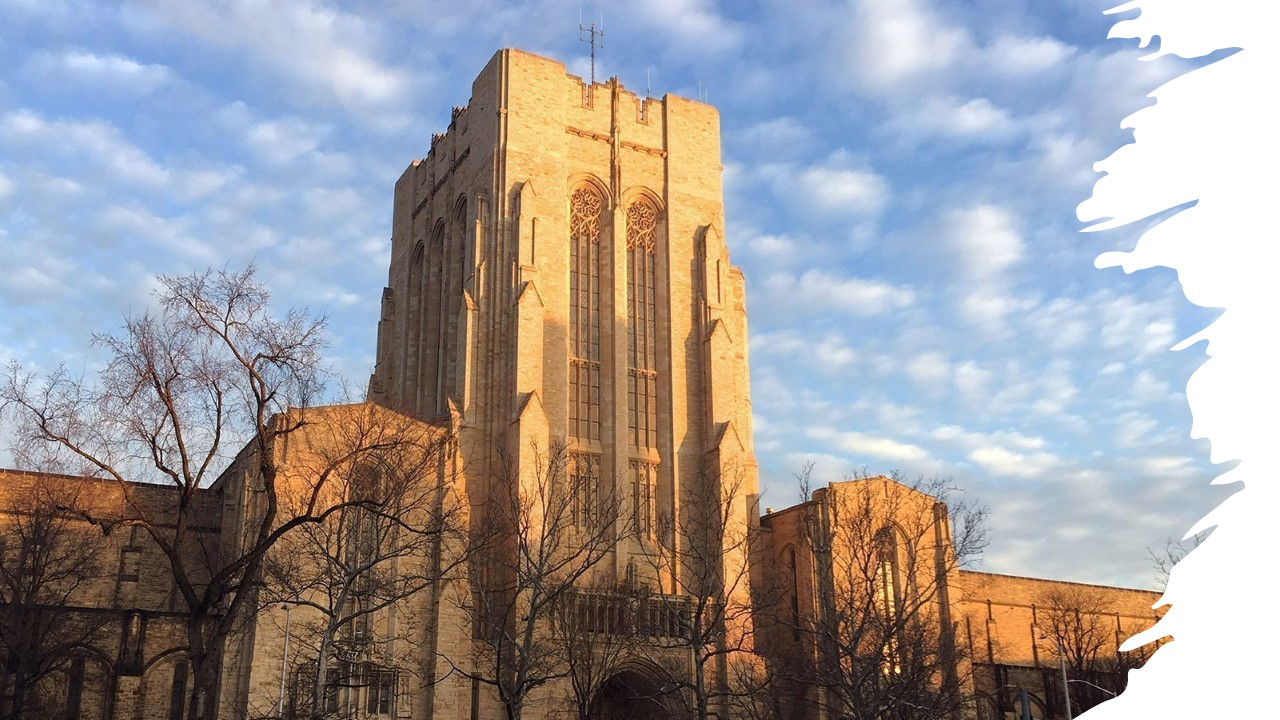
xmin=571 ymin=452 xmax=601 ymax=529
xmin=569 ymin=186 xmax=604 ymax=442
xmin=630 ymin=460 xmax=657 ymax=538
xmin=626 ymin=199 xmax=659 ymax=450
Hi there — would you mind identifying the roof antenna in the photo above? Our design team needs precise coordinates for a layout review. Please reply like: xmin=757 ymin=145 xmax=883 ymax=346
xmin=646 ymin=67 xmax=652 ymax=97
xmin=579 ymin=7 xmax=604 ymax=84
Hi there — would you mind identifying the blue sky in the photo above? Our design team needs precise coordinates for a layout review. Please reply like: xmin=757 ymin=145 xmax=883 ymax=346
xmin=0 ymin=0 xmax=1231 ymax=589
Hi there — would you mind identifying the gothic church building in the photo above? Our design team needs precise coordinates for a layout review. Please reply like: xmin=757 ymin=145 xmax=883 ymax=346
xmin=0 ymin=49 xmax=1163 ymax=720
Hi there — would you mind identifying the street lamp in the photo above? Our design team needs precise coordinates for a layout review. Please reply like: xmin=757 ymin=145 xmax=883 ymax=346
xmin=277 ymin=603 xmax=293 ymax=718
xmin=1038 ymin=633 xmax=1072 ymax=720
xmin=1068 ymin=678 xmax=1118 ymax=698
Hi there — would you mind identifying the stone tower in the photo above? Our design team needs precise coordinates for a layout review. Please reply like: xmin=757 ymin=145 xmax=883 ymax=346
xmin=370 ymin=48 xmax=759 ymax=586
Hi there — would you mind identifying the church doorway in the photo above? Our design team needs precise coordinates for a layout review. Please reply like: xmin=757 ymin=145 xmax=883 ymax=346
xmin=587 ymin=669 xmax=675 ymax=720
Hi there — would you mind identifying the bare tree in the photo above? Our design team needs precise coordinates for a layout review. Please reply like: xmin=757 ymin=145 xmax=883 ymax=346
xmin=1147 ymin=530 xmax=1209 ymax=589
xmin=453 ymin=439 xmax=624 ymax=720
xmin=724 ymin=652 xmax=785 ymax=720
xmin=0 ymin=478 xmax=108 ymax=719
xmin=636 ymin=460 xmax=762 ymax=720
xmin=0 ymin=265 xmax=403 ymax=719
xmin=261 ymin=407 xmax=463 ymax=719
xmin=780 ymin=470 xmax=988 ymax=720
xmin=1035 ymin=585 xmax=1149 ymax=716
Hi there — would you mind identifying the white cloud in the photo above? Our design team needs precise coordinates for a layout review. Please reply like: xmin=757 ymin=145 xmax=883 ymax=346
xmin=938 ymin=97 xmax=1010 ymax=135
xmin=892 ymin=95 xmax=1019 ymax=144
xmin=1026 ymin=296 xmax=1092 ymax=352
xmin=129 ymin=0 xmax=411 ymax=118
xmin=1032 ymin=367 xmax=1079 ymax=416
xmin=811 ymin=427 xmax=930 ymax=464
xmin=905 ymin=351 xmax=950 ymax=389
xmin=0 ymin=171 xmax=13 ymax=200
xmin=1114 ymin=411 xmax=1159 ymax=449
xmin=633 ymin=0 xmax=743 ymax=56
xmin=931 ymin=425 xmax=1047 ymax=452
xmin=1131 ymin=370 xmax=1172 ymax=404
xmin=946 ymin=204 xmax=1023 ymax=281
xmin=27 ymin=50 xmax=173 ymax=92
xmin=1137 ymin=455 xmax=1199 ymax=479
xmin=99 ymin=205 xmax=217 ymax=263
xmin=795 ymin=165 xmax=888 ymax=217
xmin=763 ymin=270 xmax=914 ymax=316
xmin=953 ymin=360 xmax=993 ymax=400
xmin=983 ymin=34 xmax=1076 ymax=76
xmin=749 ymin=329 xmax=808 ymax=356
xmin=839 ymin=0 xmax=971 ymax=94
xmin=2 ymin=110 xmax=170 ymax=187
xmin=732 ymin=117 xmax=814 ymax=153
xmin=754 ymin=150 xmax=889 ymax=223
xmin=1100 ymin=294 xmax=1178 ymax=357
xmin=969 ymin=445 xmax=1065 ymax=478
xmin=1099 ymin=361 xmax=1126 ymax=376
xmin=959 ymin=289 xmax=1033 ymax=332
xmin=815 ymin=335 xmax=859 ymax=366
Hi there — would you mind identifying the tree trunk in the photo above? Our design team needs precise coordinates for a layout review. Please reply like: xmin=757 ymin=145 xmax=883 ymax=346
xmin=311 ymin=626 xmax=337 ymax=719
xmin=185 ymin=623 xmax=218 ymax=720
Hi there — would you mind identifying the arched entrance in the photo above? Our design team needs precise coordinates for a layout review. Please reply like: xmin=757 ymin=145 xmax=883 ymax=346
xmin=588 ymin=669 xmax=676 ymax=720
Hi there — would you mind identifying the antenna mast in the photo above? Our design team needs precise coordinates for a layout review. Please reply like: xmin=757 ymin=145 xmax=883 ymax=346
xmin=579 ymin=10 xmax=604 ymax=84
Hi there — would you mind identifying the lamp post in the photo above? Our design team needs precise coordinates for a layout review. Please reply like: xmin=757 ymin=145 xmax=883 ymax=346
xmin=1068 ymin=678 xmax=1118 ymax=698
xmin=277 ymin=603 xmax=293 ymax=718
xmin=1039 ymin=633 xmax=1072 ymax=720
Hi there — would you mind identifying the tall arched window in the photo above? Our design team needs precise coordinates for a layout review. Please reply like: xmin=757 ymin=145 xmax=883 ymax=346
xmin=626 ymin=197 xmax=659 ymax=540
xmin=569 ymin=186 xmax=603 ymax=442
xmin=626 ymin=198 xmax=659 ymax=450
xmin=423 ymin=221 xmax=446 ymax=413
xmin=875 ymin=526 xmax=902 ymax=676
xmin=444 ymin=199 xmax=468 ymax=407
xmin=788 ymin=547 xmax=801 ymax=641
xmin=405 ymin=242 xmax=425 ymax=411
xmin=874 ymin=527 xmax=899 ymax=618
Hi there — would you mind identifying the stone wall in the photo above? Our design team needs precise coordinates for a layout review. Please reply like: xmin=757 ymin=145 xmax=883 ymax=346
xmin=0 ymin=469 xmax=213 ymax=720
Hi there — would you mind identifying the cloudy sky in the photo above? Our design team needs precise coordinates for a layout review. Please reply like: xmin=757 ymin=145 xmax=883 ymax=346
xmin=0 ymin=0 xmax=1231 ymax=589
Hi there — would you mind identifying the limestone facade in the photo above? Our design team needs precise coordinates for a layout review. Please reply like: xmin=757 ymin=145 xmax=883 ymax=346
xmin=0 ymin=48 xmax=1163 ymax=720
xmin=367 ymin=47 xmax=761 ymax=718
xmin=754 ymin=478 xmax=1163 ymax=720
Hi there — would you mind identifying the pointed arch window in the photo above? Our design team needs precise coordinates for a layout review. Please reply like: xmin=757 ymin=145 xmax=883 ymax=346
xmin=626 ymin=198 xmax=659 ymax=450
xmin=874 ymin=527 xmax=899 ymax=617
xmin=630 ymin=460 xmax=657 ymax=538
xmin=875 ymin=526 xmax=903 ymax=675
xmin=443 ymin=199 xmax=468 ymax=408
xmin=788 ymin=547 xmax=801 ymax=641
xmin=422 ymin=221 xmax=446 ymax=414
xmin=569 ymin=186 xmax=603 ymax=442
xmin=405 ymin=241 xmax=426 ymax=411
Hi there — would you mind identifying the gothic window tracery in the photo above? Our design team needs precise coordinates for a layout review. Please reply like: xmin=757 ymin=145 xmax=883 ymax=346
xmin=630 ymin=460 xmax=657 ymax=538
xmin=875 ymin=526 xmax=903 ymax=676
xmin=626 ymin=198 xmax=659 ymax=451
xmin=570 ymin=452 xmax=602 ymax=529
xmin=569 ymin=186 xmax=604 ymax=442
